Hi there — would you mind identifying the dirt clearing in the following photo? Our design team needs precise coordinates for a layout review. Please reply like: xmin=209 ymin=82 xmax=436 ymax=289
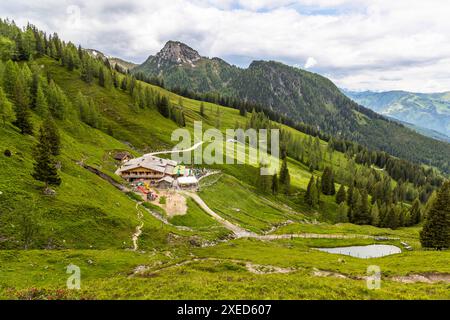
xmin=152 ymin=190 xmax=187 ymax=218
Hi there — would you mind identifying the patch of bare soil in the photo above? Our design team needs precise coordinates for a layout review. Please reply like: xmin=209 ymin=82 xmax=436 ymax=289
xmin=312 ymin=268 xmax=350 ymax=279
xmin=131 ymin=258 xmax=296 ymax=277
xmin=245 ymin=263 xmax=295 ymax=274
xmin=152 ymin=190 xmax=187 ymax=218
xmin=312 ymin=268 xmax=450 ymax=284
xmin=391 ymin=273 xmax=450 ymax=283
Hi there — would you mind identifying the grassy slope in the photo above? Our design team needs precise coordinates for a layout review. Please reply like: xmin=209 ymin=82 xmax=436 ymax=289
xmin=0 ymin=57 xmax=448 ymax=299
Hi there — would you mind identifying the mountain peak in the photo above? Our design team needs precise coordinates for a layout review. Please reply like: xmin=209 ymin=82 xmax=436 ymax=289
xmin=156 ymin=40 xmax=201 ymax=66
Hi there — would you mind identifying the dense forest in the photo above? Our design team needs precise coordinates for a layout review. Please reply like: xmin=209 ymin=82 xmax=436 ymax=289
xmin=244 ymin=110 xmax=444 ymax=230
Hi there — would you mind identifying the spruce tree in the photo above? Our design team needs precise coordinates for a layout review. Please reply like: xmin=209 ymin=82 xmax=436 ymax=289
xmin=43 ymin=117 xmax=61 ymax=156
xmin=0 ymin=87 xmax=14 ymax=126
xmin=12 ymin=72 xmax=33 ymax=135
xmin=370 ymin=202 xmax=380 ymax=226
xmin=420 ymin=181 xmax=450 ymax=249
xmin=305 ymin=175 xmax=319 ymax=207
xmin=98 ymin=67 xmax=105 ymax=87
xmin=336 ymin=202 xmax=349 ymax=223
xmin=30 ymin=71 xmax=39 ymax=109
xmin=200 ymin=102 xmax=205 ymax=117
xmin=353 ymin=189 xmax=371 ymax=225
xmin=157 ymin=95 xmax=170 ymax=118
xmin=321 ymin=166 xmax=335 ymax=195
xmin=80 ymin=58 xmax=94 ymax=84
xmin=335 ymin=184 xmax=346 ymax=204
xmin=46 ymin=81 xmax=69 ymax=120
xmin=3 ymin=60 xmax=18 ymax=96
xmin=409 ymin=198 xmax=422 ymax=226
xmin=279 ymin=158 xmax=290 ymax=194
xmin=120 ymin=77 xmax=128 ymax=91
xmin=256 ymin=164 xmax=271 ymax=193
xmin=383 ymin=204 xmax=399 ymax=229
xmin=271 ymin=173 xmax=279 ymax=195
xmin=35 ymin=85 xmax=48 ymax=117
xmin=32 ymin=120 xmax=61 ymax=190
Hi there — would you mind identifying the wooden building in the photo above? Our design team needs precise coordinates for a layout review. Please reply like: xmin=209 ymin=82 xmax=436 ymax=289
xmin=113 ymin=151 xmax=132 ymax=162
xmin=116 ymin=155 xmax=177 ymax=183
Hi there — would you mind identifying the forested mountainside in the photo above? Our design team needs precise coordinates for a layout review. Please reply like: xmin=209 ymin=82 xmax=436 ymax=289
xmin=133 ymin=41 xmax=450 ymax=174
xmin=343 ymin=89 xmax=450 ymax=139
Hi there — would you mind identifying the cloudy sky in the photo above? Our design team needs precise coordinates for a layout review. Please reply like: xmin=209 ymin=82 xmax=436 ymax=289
xmin=1 ymin=0 xmax=450 ymax=92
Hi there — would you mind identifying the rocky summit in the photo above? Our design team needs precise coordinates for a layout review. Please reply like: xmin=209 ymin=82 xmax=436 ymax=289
xmin=155 ymin=40 xmax=201 ymax=67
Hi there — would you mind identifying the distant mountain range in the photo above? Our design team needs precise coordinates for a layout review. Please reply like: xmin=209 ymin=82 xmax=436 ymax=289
xmin=130 ymin=41 xmax=450 ymax=173
xmin=342 ymin=90 xmax=450 ymax=140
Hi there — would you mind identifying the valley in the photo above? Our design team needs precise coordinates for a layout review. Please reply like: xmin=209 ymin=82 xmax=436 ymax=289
xmin=0 ymin=19 xmax=448 ymax=301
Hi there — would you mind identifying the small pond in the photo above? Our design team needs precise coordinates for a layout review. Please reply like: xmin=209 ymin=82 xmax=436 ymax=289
xmin=315 ymin=244 xmax=402 ymax=258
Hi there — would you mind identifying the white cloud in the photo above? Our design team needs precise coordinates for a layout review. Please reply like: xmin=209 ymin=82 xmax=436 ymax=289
xmin=1 ymin=0 xmax=450 ymax=92
xmin=304 ymin=57 xmax=317 ymax=69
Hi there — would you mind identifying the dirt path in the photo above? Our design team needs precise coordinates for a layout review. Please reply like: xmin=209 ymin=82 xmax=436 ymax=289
xmin=183 ymin=192 xmax=400 ymax=242
xmin=145 ymin=141 xmax=205 ymax=157
xmin=132 ymin=203 xmax=144 ymax=251
xmin=183 ymin=191 xmax=257 ymax=238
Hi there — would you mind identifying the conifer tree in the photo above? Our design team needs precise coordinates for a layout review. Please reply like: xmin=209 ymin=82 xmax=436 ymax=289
xmin=0 ymin=86 xmax=14 ymax=126
xmin=346 ymin=184 xmax=354 ymax=221
xmin=12 ymin=71 xmax=33 ymax=134
xmin=271 ymin=173 xmax=279 ymax=195
xmin=3 ymin=60 xmax=18 ymax=95
xmin=409 ymin=198 xmax=422 ymax=226
xmin=200 ymin=102 xmax=205 ymax=117
xmin=98 ymin=66 xmax=105 ymax=87
xmin=157 ymin=95 xmax=170 ymax=118
xmin=35 ymin=85 xmax=48 ymax=117
xmin=335 ymin=184 xmax=346 ymax=204
xmin=120 ymin=77 xmax=128 ymax=91
xmin=383 ymin=204 xmax=399 ymax=229
xmin=305 ymin=175 xmax=319 ymax=207
xmin=239 ymin=105 xmax=246 ymax=116
xmin=336 ymin=202 xmax=349 ymax=223
xmin=279 ymin=158 xmax=290 ymax=194
xmin=32 ymin=120 xmax=61 ymax=190
xmin=420 ymin=181 xmax=450 ymax=249
xmin=321 ymin=166 xmax=336 ymax=195
xmin=43 ymin=117 xmax=61 ymax=156
xmin=353 ymin=189 xmax=371 ymax=225
xmin=0 ymin=36 xmax=15 ymax=61
xmin=46 ymin=81 xmax=69 ymax=120
xmin=370 ymin=202 xmax=380 ymax=226
xmin=80 ymin=58 xmax=94 ymax=84
xmin=256 ymin=164 xmax=271 ymax=193
xmin=29 ymin=71 xmax=40 ymax=109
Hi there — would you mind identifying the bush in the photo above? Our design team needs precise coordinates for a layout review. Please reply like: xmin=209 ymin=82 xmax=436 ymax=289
xmin=126 ymin=192 xmax=143 ymax=202
xmin=4 ymin=149 xmax=11 ymax=157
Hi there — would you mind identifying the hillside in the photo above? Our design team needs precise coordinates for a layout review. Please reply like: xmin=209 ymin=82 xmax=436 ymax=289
xmin=133 ymin=41 xmax=450 ymax=174
xmin=392 ymin=118 xmax=450 ymax=143
xmin=343 ymin=90 xmax=450 ymax=139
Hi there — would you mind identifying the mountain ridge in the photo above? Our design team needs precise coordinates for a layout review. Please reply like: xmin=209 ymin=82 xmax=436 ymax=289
xmin=131 ymin=40 xmax=450 ymax=173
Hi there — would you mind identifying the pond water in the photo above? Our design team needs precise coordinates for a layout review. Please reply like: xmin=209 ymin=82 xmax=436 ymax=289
xmin=315 ymin=244 xmax=402 ymax=258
